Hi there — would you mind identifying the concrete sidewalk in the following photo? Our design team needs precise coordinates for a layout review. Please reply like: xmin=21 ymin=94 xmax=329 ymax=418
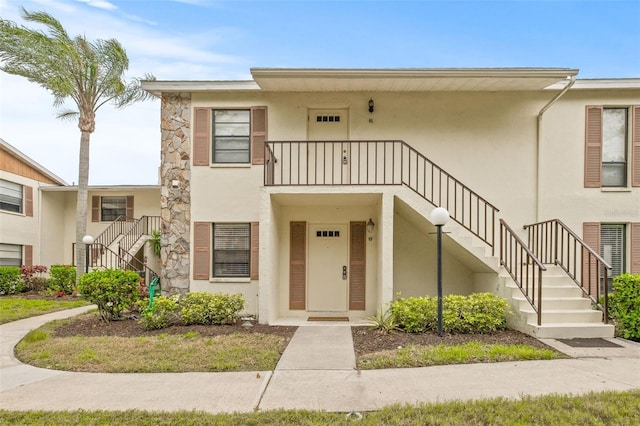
xmin=1 ymin=308 xmax=639 ymax=413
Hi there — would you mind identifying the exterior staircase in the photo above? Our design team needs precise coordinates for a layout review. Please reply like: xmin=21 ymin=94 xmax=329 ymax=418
xmin=501 ymin=266 xmax=614 ymax=338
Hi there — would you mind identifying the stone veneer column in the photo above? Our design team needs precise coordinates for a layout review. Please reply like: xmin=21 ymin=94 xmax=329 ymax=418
xmin=160 ymin=93 xmax=192 ymax=294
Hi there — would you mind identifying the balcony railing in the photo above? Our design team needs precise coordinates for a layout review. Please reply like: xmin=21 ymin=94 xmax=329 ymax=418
xmin=524 ymin=219 xmax=610 ymax=321
xmin=118 ymin=216 xmax=161 ymax=257
xmin=265 ymin=140 xmax=499 ymax=252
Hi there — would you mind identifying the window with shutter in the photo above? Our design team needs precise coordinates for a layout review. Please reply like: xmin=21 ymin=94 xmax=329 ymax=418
xmin=100 ymin=196 xmax=128 ymax=221
xmin=631 ymin=223 xmax=640 ymax=274
xmin=193 ymin=222 xmax=210 ymax=280
xmin=585 ymin=105 xmax=639 ymax=188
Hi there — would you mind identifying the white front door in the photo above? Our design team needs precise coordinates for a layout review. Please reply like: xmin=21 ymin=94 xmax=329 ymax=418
xmin=308 ymin=109 xmax=350 ymax=184
xmin=307 ymin=223 xmax=348 ymax=312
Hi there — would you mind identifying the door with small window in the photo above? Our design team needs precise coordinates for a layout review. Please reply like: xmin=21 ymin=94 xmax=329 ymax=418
xmin=307 ymin=224 xmax=348 ymax=312
xmin=307 ymin=109 xmax=350 ymax=184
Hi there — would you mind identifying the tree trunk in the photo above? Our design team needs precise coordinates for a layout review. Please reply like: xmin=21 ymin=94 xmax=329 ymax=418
xmin=75 ymin=129 xmax=91 ymax=282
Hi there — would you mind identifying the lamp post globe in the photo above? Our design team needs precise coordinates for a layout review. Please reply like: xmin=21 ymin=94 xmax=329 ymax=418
xmin=82 ymin=235 xmax=94 ymax=274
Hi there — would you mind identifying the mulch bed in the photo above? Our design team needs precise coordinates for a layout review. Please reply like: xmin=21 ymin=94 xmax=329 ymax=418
xmin=51 ymin=312 xmax=556 ymax=357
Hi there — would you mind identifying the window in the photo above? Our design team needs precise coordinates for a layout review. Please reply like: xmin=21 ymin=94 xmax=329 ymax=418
xmin=0 ymin=179 xmax=23 ymax=213
xmin=101 ymin=196 xmax=127 ymax=221
xmin=0 ymin=243 xmax=22 ymax=266
xmin=601 ymin=224 xmax=625 ymax=291
xmin=602 ymin=108 xmax=627 ymax=187
xmin=212 ymin=110 xmax=251 ymax=163
xmin=212 ymin=223 xmax=251 ymax=277
xmin=585 ymin=105 xmax=639 ymax=188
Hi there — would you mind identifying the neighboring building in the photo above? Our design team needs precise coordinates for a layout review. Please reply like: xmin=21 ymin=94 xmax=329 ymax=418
xmin=0 ymin=138 xmax=161 ymax=280
xmin=142 ymin=68 xmax=640 ymax=337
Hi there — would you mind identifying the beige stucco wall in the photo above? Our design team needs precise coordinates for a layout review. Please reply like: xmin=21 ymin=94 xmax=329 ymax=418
xmin=39 ymin=187 xmax=160 ymax=266
xmin=0 ymin=171 xmax=44 ymax=264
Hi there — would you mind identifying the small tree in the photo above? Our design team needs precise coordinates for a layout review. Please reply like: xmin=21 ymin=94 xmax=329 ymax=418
xmin=0 ymin=9 xmax=154 ymax=281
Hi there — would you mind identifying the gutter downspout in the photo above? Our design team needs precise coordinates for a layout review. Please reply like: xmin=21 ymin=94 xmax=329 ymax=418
xmin=535 ymin=75 xmax=577 ymax=222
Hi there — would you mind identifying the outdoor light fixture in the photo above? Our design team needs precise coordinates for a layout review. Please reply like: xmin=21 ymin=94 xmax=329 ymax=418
xmin=429 ymin=207 xmax=449 ymax=337
xmin=368 ymin=98 xmax=374 ymax=113
xmin=82 ymin=235 xmax=94 ymax=274
xmin=367 ymin=218 xmax=375 ymax=241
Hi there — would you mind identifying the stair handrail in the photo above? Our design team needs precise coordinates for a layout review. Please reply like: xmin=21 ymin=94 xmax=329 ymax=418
xmin=264 ymin=140 xmax=500 ymax=253
xmin=499 ymin=219 xmax=546 ymax=325
xmin=399 ymin=141 xmax=500 ymax=254
xmin=85 ymin=242 xmax=159 ymax=286
xmin=118 ymin=216 xmax=161 ymax=257
xmin=523 ymin=219 xmax=610 ymax=322
xmin=93 ymin=215 xmax=135 ymax=248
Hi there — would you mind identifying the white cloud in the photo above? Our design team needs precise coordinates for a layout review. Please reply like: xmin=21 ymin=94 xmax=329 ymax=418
xmin=75 ymin=0 xmax=117 ymax=11
xmin=1 ymin=0 xmax=249 ymax=185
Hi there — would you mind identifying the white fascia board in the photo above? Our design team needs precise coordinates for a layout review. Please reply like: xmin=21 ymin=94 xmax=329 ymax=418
xmin=141 ymin=80 xmax=259 ymax=96
xmin=0 ymin=138 xmax=68 ymax=186
xmin=40 ymin=185 xmax=161 ymax=192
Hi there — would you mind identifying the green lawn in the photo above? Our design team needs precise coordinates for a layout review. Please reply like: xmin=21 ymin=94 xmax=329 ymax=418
xmin=0 ymin=390 xmax=638 ymax=425
xmin=0 ymin=297 xmax=89 ymax=324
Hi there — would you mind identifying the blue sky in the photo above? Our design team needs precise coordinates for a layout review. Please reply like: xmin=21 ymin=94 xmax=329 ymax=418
xmin=1 ymin=0 xmax=639 ymax=185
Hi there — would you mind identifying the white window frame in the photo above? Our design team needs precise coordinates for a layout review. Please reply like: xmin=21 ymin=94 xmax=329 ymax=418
xmin=0 ymin=179 xmax=23 ymax=214
xmin=0 ymin=243 xmax=22 ymax=267
xmin=601 ymin=108 xmax=629 ymax=188
xmin=601 ymin=224 xmax=625 ymax=291
xmin=212 ymin=223 xmax=251 ymax=278
xmin=212 ymin=109 xmax=251 ymax=164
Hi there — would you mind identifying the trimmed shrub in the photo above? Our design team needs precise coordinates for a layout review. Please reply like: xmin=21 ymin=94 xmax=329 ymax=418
xmin=139 ymin=295 xmax=180 ymax=330
xmin=391 ymin=293 xmax=510 ymax=334
xmin=179 ymin=292 xmax=246 ymax=325
xmin=608 ymin=274 xmax=640 ymax=341
xmin=20 ymin=265 xmax=48 ymax=292
xmin=78 ymin=269 xmax=140 ymax=321
xmin=0 ymin=266 xmax=24 ymax=295
xmin=390 ymin=296 xmax=437 ymax=333
xmin=48 ymin=265 xmax=76 ymax=295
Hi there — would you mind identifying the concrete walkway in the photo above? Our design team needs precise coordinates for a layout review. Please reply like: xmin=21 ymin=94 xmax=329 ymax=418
xmin=1 ymin=308 xmax=639 ymax=413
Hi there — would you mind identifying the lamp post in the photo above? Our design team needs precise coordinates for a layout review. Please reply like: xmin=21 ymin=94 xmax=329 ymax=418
xmin=82 ymin=235 xmax=94 ymax=274
xmin=430 ymin=207 xmax=450 ymax=337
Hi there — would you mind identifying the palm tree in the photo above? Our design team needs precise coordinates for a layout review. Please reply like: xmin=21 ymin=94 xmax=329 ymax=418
xmin=0 ymin=8 xmax=154 ymax=280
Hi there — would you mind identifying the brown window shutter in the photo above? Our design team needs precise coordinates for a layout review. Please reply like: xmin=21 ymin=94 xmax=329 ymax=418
xmin=126 ymin=196 xmax=134 ymax=220
xmin=349 ymin=222 xmax=366 ymax=310
xmin=632 ymin=106 xmax=640 ymax=187
xmin=250 ymin=222 xmax=259 ymax=280
xmin=193 ymin=108 xmax=210 ymax=166
xmin=24 ymin=245 xmax=33 ymax=267
xmin=24 ymin=185 xmax=33 ymax=217
xmin=251 ymin=107 xmax=267 ymax=165
xmin=584 ymin=106 xmax=603 ymax=188
xmin=289 ymin=221 xmax=306 ymax=310
xmin=582 ymin=222 xmax=601 ymax=296
xmin=631 ymin=223 xmax=640 ymax=274
xmin=92 ymin=196 xmax=100 ymax=222
xmin=193 ymin=222 xmax=211 ymax=280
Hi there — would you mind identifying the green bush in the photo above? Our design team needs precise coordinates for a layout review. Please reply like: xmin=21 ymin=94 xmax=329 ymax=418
xmin=608 ymin=274 xmax=640 ymax=341
xmin=0 ymin=266 xmax=24 ymax=295
xmin=48 ymin=265 xmax=76 ymax=295
xmin=139 ymin=295 xmax=180 ymax=330
xmin=390 ymin=293 xmax=509 ymax=334
xmin=78 ymin=269 xmax=140 ymax=322
xmin=179 ymin=292 xmax=246 ymax=325
xmin=390 ymin=296 xmax=437 ymax=333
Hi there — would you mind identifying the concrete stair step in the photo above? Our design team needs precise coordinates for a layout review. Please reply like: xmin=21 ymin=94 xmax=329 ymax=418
xmin=529 ymin=323 xmax=615 ymax=339
xmin=506 ymin=284 xmax=583 ymax=299
xmin=512 ymin=296 xmax=592 ymax=310
xmin=521 ymin=308 xmax=604 ymax=324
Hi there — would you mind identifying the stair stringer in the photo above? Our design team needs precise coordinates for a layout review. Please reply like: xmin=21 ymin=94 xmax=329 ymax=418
xmin=393 ymin=186 xmax=500 ymax=272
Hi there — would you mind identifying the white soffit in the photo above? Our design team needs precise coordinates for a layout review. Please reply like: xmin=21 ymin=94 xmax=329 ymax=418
xmin=250 ymin=68 xmax=580 ymax=92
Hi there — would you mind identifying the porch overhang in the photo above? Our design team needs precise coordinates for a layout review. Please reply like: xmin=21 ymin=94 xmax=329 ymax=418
xmin=250 ymin=68 xmax=580 ymax=92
